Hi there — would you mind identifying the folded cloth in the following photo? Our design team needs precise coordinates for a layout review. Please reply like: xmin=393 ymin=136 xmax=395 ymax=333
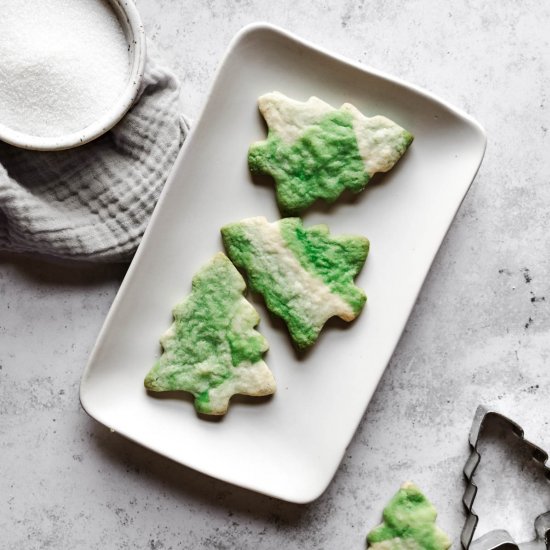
xmin=0 ymin=44 xmax=187 ymax=262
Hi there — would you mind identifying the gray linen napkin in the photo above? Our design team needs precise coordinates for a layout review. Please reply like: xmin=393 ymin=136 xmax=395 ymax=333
xmin=0 ymin=45 xmax=187 ymax=262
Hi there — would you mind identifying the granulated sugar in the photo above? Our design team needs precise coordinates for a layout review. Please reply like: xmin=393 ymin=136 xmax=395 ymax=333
xmin=0 ymin=0 xmax=130 ymax=137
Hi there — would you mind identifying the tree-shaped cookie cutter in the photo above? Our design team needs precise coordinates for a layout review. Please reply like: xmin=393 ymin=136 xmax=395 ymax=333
xmin=462 ymin=405 xmax=550 ymax=550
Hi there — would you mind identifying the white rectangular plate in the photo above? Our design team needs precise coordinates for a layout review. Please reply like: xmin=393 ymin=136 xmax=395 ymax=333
xmin=80 ymin=23 xmax=486 ymax=503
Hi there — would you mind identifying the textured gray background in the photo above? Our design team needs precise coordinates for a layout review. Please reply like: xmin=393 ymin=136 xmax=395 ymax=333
xmin=2 ymin=1 xmax=550 ymax=548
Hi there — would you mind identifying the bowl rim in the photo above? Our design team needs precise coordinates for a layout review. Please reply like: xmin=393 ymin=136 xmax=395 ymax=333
xmin=0 ymin=0 xmax=147 ymax=152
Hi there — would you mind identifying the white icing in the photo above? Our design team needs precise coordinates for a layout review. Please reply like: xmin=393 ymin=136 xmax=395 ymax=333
xmin=207 ymin=360 xmax=276 ymax=414
xmin=258 ymin=92 xmax=334 ymax=143
xmin=341 ymin=103 xmax=410 ymax=175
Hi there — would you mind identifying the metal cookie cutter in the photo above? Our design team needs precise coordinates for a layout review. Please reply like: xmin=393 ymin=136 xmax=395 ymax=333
xmin=462 ymin=405 xmax=550 ymax=550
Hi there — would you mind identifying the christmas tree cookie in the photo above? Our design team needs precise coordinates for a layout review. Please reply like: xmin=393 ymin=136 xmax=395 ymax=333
xmin=248 ymin=91 xmax=413 ymax=215
xmin=367 ymin=482 xmax=452 ymax=550
xmin=221 ymin=216 xmax=369 ymax=349
xmin=144 ymin=253 xmax=276 ymax=415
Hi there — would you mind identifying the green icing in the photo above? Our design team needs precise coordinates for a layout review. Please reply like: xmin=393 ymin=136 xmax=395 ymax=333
xmin=221 ymin=218 xmax=368 ymax=349
xmin=249 ymin=110 xmax=368 ymax=215
xmin=144 ymin=253 xmax=269 ymax=415
xmin=367 ymin=483 xmax=451 ymax=550
xmin=196 ymin=390 xmax=210 ymax=409
xmin=279 ymin=218 xmax=369 ymax=314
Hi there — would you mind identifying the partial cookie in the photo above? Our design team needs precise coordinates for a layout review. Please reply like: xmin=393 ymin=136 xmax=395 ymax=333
xmin=248 ymin=91 xmax=413 ymax=215
xmin=221 ymin=216 xmax=369 ymax=349
xmin=367 ymin=482 xmax=452 ymax=550
xmin=144 ymin=252 xmax=276 ymax=415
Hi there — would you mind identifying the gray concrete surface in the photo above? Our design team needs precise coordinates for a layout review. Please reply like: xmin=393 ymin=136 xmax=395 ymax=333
xmin=2 ymin=1 xmax=550 ymax=548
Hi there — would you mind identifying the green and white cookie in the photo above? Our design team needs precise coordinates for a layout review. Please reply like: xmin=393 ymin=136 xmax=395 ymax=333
xmin=248 ymin=91 xmax=413 ymax=215
xmin=144 ymin=253 xmax=276 ymax=415
xmin=221 ymin=216 xmax=369 ymax=349
xmin=367 ymin=482 xmax=452 ymax=550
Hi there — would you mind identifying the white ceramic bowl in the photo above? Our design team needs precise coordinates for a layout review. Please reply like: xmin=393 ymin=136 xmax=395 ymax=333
xmin=0 ymin=0 xmax=146 ymax=151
